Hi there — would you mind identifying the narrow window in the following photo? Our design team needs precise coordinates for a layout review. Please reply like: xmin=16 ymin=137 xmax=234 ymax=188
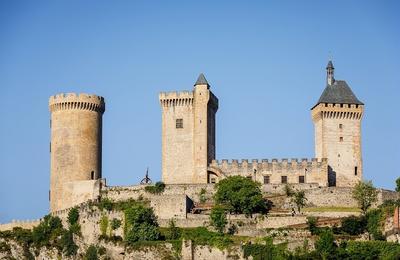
xmin=210 ymin=178 xmax=216 ymax=184
xmin=91 ymin=171 xmax=95 ymax=180
xmin=339 ymin=137 xmax=343 ymax=142
xmin=281 ymin=176 xmax=287 ymax=184
xmin=354 ymin=167 xmax=358 ymax=176
xmin=49 ymin=142 xmax=51 ymax=153
xmin=176 ymin=119 xmax=183 ymax=128
xmin=299 ymin=176 xmax=305 ymax=183
xmin=264 ymin=175 xmax=270 ymax=184
xmin=339 ymin=124 xmax=343 ymax=129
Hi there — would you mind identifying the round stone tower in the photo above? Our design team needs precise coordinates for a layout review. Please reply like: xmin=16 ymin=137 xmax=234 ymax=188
xmin=49 ymin=93 xmax=105 ymax=212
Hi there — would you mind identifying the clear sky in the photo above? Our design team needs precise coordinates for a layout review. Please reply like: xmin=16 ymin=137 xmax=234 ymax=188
xmin=0 ymin=1 xmax=399 ymax=223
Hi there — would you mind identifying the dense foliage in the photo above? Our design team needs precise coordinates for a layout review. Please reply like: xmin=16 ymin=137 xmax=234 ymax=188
xmin=315 ymin=229 xmax=337 ymax=259
xmin=352 ymin=180 xmax=378 ymax=215
xmin=124 ymin=205 xmax=160 ymax=244
xmin=144 ymin=181 xmax=166 ymax=194
xmin=396 ymin=177 xmax=400 ymax=192
xmin=243 ymin=237 xmax=288 ymax=260
xmin=32 ymin=215 xmax=64 ymax=248
xmin=340 ymin=216 xmax=366 ymax=235
xmin=214 ymin=176 xmax=267 ymax=216
xmin=84 ymin=245 xmax=98 ymax=260
xmin=210 ymin=206 xmax=227 ymax=233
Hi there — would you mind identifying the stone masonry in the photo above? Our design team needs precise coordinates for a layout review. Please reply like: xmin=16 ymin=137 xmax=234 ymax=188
xmin=49 ymin=93 xmax=105 ymax=212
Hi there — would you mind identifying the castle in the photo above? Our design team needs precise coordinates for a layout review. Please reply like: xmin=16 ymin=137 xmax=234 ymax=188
xmin=48 ymin=61 xmax=364 ymax=212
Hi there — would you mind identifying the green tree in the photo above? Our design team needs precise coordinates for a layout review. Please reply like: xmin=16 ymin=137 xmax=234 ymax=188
xmin=124 ymin=205 xmax=160 ymax=244
xmin=210 ymin=206 xmax=228 ymax=233
xmin=67 ymin=207 xmax=79 ymax=226
xmin=315 ymin=229 xmax=337 ymax=260
xmin=283 ymin=184 xmax=294 ymax=197
xmin=352 ymin=180 xmax=378 ymax=215
xmin=61 ymin=230 xmax=78 ymax=256
xmin=67 ymin=207 xmax=80 ymax=235
xmin=292 ymin=190 xmax=307 ymax=213
xmin=32 ymin=215 xmax=64 ymax=248
xmin=214 ymin=176 xmax=267 ymax=216
xmin=396 ymin=177 xmax=400 ymax=192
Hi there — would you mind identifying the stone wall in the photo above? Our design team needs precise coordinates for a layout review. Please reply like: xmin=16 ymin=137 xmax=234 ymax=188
xmin=49 ymin=93 xmax=105 ymax=212
xmin=312 ymin=103 xmax=364 ymax=187
xmin=209 ymin=158 xmax=328 ymax=186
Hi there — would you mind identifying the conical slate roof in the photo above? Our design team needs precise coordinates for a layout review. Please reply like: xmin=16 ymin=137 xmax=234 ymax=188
xmin=313 ymin=80 xmax=363 ymax=109
xmin=194 ymin=73 xmax=209 ymax=86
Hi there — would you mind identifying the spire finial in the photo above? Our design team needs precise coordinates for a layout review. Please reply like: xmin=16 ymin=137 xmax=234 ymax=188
xmin=194 ymin=73 xmax=209 ymax=87
xmin=326 ymin=60 xmax=335 ymax=85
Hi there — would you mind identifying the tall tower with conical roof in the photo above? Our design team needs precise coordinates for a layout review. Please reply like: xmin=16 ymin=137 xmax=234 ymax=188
xmin=159 ymin=74 xmax=218 ymax=184
xmin=312 ymin=61 xmax=364 ymax=187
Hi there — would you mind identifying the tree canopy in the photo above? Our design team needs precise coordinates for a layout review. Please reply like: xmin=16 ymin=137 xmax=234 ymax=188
xmin=214 ymin=176 xmax=267 ymax=216
xmin=352 ymin=180 xmax=378 ymax=215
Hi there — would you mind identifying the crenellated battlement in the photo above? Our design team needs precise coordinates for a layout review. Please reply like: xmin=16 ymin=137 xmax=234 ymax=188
xmin=311 ymin=103 xmax=364 ymax=121
xmin=49 ymin=93 xmax=105 ymax=113
xmin=210 ymin=158 xmax=327 ymax=171
xmin=159 ymin=91 xmax=194 ymax=107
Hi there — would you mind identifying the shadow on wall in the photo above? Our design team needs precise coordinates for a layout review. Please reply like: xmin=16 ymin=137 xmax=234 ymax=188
xmin=328 ymin=166 xmax=336 ymax=187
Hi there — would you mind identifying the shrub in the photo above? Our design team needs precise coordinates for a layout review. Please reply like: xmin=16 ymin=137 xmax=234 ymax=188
xmin=243 ymin=237 xmax=288 ymax=260
xmin=181 ymin=227 xmax=233 ymax=249
xmin=100 ymin=215 xmax=109 ymax=237
xmin=98 ymin=198 xmax=113 ymax=211
xmin=111 ymin=218 xmax=122 ymax=231
xmin=396 ymin=177 xmax=400 ymax=192
xmin=227 ymin=224 xmax=238 ymax=235
xmin=366 ymin=209 xmax=385 ymax=240
xmin=165 ymin=219 xmax=181 ymax=240
xmin=145 ymin=182 xmax=166 ymax=194
xmin=306 ymin=216 xmax=318 ymax=235
xmin=340 ymin=216 xmax=366 ymax=235
xmin=315 ymin=229 xmax=337 ymax=259
xmin=214 ymin=176 xmax=267 ymax=216
xmin=84 ymin=245 xmax=98 ymax=260
xmin=210 ymin=206 xmax=227 ymax=233
xmin=199 ymin=188 xmax=207 ymax=203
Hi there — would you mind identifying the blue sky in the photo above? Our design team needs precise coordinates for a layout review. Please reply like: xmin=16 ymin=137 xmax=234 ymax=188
xmin=0 ymin=1 xmax=399 ymax=223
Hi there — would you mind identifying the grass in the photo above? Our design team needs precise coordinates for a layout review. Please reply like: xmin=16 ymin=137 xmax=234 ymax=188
xmin=303 ymin=207 xmax=360 ymax=212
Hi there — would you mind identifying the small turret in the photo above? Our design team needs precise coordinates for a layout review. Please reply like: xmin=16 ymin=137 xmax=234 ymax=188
xmin=326 ymin=60 xmax=335 ymax=85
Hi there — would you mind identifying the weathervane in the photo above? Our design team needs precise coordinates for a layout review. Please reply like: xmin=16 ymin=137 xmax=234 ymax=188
xmin=140 ymin=167 xmax=152 ymax=185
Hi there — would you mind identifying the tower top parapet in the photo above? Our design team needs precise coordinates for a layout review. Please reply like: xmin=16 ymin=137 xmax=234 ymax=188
xmin=49 ymin=93 xmax=105 ymax=113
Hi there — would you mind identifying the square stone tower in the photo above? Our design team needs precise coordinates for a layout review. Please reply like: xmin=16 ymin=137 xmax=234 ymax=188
xmin=312 ymin=61 xmax=364 ymax=187
xmin=159 ymin=74 xmax=218 ymax=184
